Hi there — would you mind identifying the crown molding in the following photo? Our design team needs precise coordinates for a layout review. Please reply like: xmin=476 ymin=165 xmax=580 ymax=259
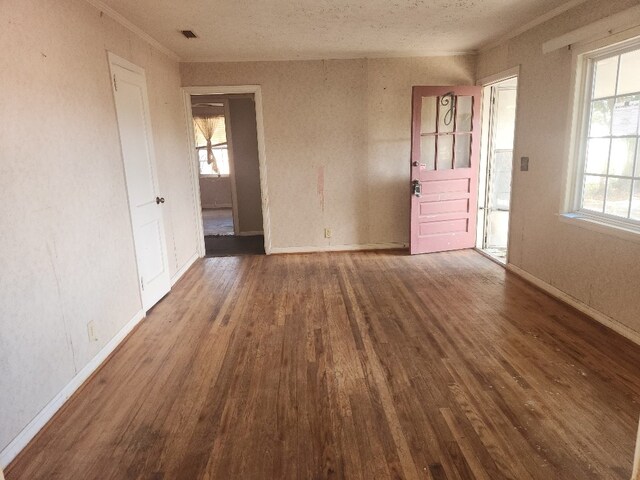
xmin=84 ymin=0 xmax=180 ymax=61
xmin=479 ymin=0 xmax=589 ymax=52
xmin=181 ymin=51 xmax=476 ymax=63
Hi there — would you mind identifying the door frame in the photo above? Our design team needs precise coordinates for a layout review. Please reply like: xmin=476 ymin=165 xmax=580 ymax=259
xmin=182 ymin=85 xmax=272 ymax=255
xmin=476 ymin=66 xmax=520 ymax=266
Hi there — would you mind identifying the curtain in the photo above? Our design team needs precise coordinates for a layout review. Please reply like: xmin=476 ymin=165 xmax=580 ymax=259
xmin=194 ymin=116 xmax=226 ymax=174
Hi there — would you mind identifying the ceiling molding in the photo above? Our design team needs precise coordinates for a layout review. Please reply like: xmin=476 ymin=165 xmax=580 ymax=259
xmin=181 ymin=51 xmax=476 ymax=64
xmin=84 ymin=0 xmax=181 ymax=61
xmin=542 ymin=4 xmax=640 ymax=53
xmin=479 ymin=0 xmax=590 ymax=52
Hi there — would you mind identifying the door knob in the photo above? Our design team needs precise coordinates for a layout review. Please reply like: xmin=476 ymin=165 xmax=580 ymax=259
xmin=156 ymin=196 xmax=165 ymax=204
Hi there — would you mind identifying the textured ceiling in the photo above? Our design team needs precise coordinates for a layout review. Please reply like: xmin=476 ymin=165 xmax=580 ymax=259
xmin=96 ymin=0 xmax=578 ymax=61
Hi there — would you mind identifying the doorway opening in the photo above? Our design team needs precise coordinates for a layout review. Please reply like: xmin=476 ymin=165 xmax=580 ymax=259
xmin=477 ymin=76 xmax=518 ymax=264
xmin=189 ymin=93 xmax=266 ymax=256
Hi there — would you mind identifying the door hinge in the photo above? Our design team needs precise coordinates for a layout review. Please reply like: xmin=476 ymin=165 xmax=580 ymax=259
xmin=140 ymin=276 xmax=144 ymax=291
xmin=113 ymin=74 xmax=118 ymax=91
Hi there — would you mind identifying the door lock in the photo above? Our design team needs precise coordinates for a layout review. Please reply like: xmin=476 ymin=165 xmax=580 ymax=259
xmin=412 ymin=180 xmax=422 ymax=197
xmin=156 ymin=196 xmax=165 ymax=204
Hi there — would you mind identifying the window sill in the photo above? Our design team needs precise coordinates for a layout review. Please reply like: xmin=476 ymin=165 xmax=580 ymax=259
xmin=559 ymin=212 xmax=640 ymax=244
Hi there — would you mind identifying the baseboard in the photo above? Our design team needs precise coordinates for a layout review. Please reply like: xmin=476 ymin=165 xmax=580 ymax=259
xmin=0 ymin=309 xmax=146 ymax=469
xmin=237 ymin=231 xmax=264 ymax=237
xmin=633 ymin=417 xmax=640 ymax=480
xmin=270 ymin=242 xmax=408 ymax=254
xmin=171 ymin=252 xmax=199 ymax=286
xmin=506 ymin=263 xmax=640 ymax=346
xmin=201 ymin=204 xmax=232 ymax=209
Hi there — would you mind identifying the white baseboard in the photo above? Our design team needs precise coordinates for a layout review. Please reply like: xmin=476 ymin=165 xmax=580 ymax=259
xmin=237 ymin=231 xmax=264 ymax=237
xmin=201 ymin=204 xmax=232 ymax=209
xmin=0 ymin=309 xmax=146 ymax=469
xmin=506 ymin=263 xmax=640 ymax=346
xmin=171 ymin=252 xmax=199 ymax=286
xmin=270 ymin=242 xmax=408 ymax=254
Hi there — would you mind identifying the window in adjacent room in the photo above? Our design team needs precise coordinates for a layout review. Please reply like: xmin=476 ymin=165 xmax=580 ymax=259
xmin=572 ymin=39 xmax=640 ymax=229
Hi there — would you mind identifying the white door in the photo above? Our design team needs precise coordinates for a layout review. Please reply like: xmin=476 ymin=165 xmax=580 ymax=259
xmin=109 ymin=54 xmax=171 ymax=311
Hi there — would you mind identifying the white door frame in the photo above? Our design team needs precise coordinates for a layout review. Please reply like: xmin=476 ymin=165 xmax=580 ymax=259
xmin=476 ymin=66 xmax=520 ymax=266
xmin=182 ymin=85 xmax=272 ymax=255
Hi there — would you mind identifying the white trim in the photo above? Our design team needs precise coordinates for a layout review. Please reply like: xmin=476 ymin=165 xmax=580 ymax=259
xmin=0 ymin=309 xmax=146 ymax=469
xmin=476 ymin=66 xmax=520 ymax=87
xmin=506 ymin=263 xmax=640 ymax=346
xmin=270 ymin=242 xmax=408 ymax=254
xmin=477 ymin=68 xmax=521 ymax=266
xmin=201 ymin=203 xmax=233 ymax=209
xmin=480 ymin=0 xmax=589 ymax=52
xmin=237 ymin=231 xmax=264 ymax=237
xmin=171 ymin=253 xmax=199 ymax=286
xmin=182 ymin=51 xmax=475 ymax=63
xmin=182 ymin=91 xmax=207 ymax=258
xmin=84 ymin=0 xmax=179 ymax=61
xmin=543 ymin=4 xmax=640 ymax=54
xmin=182 ymin=86 xmax=273 ymax=255
xmin=222 ymin=99 xmax=241 ymax=236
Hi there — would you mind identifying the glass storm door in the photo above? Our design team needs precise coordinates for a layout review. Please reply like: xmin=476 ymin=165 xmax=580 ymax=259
xmin=410 ymin=86 xmax=482 ymax=255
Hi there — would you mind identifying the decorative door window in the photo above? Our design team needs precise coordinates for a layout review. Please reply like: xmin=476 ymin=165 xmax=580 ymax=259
xmin=419 ymin=93 xmax=474 ymax=170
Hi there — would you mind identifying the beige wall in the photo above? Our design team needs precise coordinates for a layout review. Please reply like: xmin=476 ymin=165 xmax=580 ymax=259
xmin=477 ymin=0 xmax=640 ymax=335
xmin=0 ymin=0 xmax=197 ymax=458
xmin=228 ymin=98 xmax=264 ymax=233
xmin=199 ymin=176 xmax=232 ymax=208
xmin=181 ymin=56 xmax=476 ymax=249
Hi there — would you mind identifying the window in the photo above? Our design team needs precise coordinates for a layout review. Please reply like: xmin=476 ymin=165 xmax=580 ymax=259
xmin=573 ymin=40 xmax=640 ymax=228
xmin=193 ymin=115 xmax=230 ymax=176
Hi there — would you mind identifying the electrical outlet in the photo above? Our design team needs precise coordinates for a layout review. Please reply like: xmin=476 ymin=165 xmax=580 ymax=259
xmin=520 ymin=156 xmax=530 ymax=172
xmin=87 ymin=321 xmax=98 ymax=342
xmin=324 ymin=228 xmax=332 ymax=239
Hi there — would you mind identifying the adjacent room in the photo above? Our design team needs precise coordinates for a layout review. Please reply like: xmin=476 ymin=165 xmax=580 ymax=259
xmin=2 ymin=0 xmax=640 ymax=479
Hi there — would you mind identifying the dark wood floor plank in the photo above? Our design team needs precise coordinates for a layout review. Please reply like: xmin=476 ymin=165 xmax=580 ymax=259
xmin=6 ymin=250 xmax=640 ymax=480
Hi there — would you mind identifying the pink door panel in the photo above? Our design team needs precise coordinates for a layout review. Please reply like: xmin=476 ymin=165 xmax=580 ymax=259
xmin=410 ymin=86 xmax=481 ymax=255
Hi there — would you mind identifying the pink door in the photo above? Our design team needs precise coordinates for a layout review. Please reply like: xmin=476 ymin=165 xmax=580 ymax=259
xmin=410 ymin=86 xmax=481 ymax=255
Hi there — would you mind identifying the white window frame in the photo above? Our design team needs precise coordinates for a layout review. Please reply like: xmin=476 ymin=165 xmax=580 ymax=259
xmin=562 ymin=29 xmax=640 ymax=241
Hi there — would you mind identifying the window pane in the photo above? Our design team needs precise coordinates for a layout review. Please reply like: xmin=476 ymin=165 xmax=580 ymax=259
xmin=454 ymin=134 xmax=471 ymax=168
xmin=585 ymin=138 xmax=610 ymax=175
xmin=582 ymin=175 xmax=606 ymax=212
xmin=438 ymin=95 xmax=455 ymax=133
xmin=593 ymin=56 xmax=618 ymax=99
xmin=421 ymin=96 xmax=437 ymax=134
xmin=631 ymin=181 xmax=640 ymax=220
xmin=420 ymin=135 xmax=435 ymax=170
xmin=437 ymin=135 xmax=453 ymax=169
xmin=609 ymin=137 xmax=636 ymax=176
xmin=611 ymin=95 xmax=640 ymax=136
xmin=456 ymin=96 xmax=473 ymax=132
xmin=605 ymin=178 xmax=632 ymax=217
xmin=588 ymin=99 xmax=613 ymax=137
xmin=617 ymin=50 xmax=640 ymax=95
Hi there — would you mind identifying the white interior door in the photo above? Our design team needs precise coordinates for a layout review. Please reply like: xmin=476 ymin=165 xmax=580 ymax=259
xmin=109 ymin=54 xmax=171 ymax=311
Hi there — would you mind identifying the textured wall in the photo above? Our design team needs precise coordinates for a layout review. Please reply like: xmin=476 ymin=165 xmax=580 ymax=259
xmin=0 ymin=0 xmax=197 ymax=454
xmin=477 ymin=0 xmax=640 ymax=334
xmin=228 ymin=98 xmax=264 ymax=233
xmin=181 ymin=56 xmax=476 ymax=249
xmin=199 ymin=177 xmax=232 ymax=208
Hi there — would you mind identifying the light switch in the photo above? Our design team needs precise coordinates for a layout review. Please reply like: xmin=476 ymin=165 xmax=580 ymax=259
xmin=520 ymin=156 xmax=529 ymax=172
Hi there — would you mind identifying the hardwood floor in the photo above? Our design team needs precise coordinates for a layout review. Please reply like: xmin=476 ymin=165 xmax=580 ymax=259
xmin=7 ymin=250 xmax=640 ymax=479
